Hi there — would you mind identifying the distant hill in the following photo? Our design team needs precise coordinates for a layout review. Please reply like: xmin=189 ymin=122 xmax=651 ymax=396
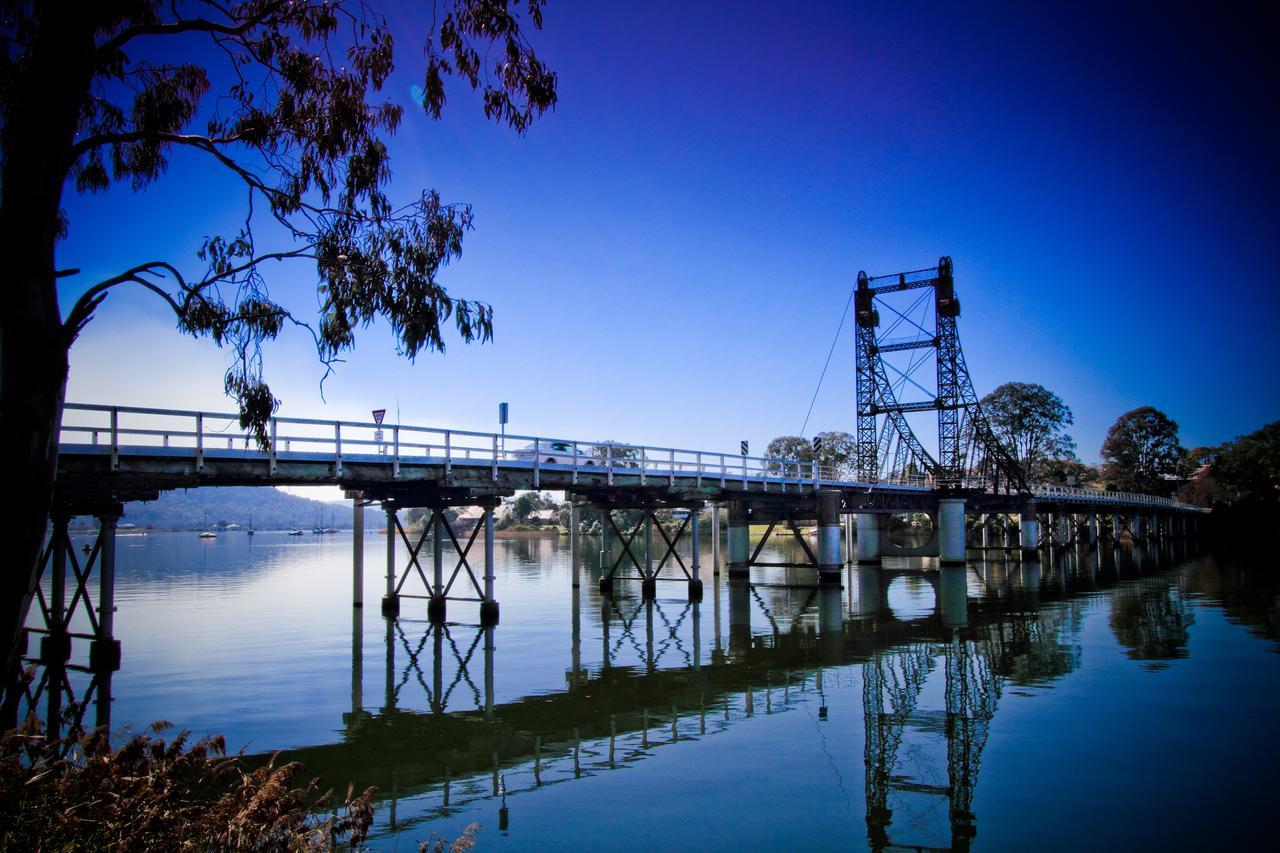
xmin=71 ymin=486 xmax=388 ymax=531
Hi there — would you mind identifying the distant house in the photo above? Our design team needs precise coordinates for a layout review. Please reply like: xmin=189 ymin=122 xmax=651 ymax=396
xmin=530 ymin=509 xmax=560 ymax=525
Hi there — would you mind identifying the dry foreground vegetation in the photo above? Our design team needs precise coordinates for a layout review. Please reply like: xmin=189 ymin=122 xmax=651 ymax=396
xmin=0 ymin=719 xmax=478 ymax=850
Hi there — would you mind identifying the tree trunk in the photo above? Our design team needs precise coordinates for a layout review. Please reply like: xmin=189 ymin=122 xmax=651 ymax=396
xmin=0 ymin=13 xmax=96 ymax=726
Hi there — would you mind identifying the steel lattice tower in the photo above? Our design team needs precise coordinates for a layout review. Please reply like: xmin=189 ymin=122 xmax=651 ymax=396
xmin=852 ymin=257 xmax=1027 ymax=493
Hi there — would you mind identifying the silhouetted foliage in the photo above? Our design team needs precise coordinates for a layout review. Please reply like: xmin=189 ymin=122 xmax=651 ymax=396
xmin=1211 ymin=421 xmax=1280 ymax=504
xmin=0 ymin=0 xmax=559 ymax=704
xmin=979 ymin=382 xmax=1076 ymax=483
xmin=1100 ymin=406 xmax=1186 ymax=495
xmin=6 ymin=0 xmax=556 ymax=442
xmin=0 ymin=721 xmax=374 ymax=849
xmin=1031 ymin=456 xmax=1098 ymax=487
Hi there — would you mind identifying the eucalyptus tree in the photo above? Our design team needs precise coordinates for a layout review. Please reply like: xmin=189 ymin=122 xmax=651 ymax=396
xmin=979 ymin=382 xmax=1076 ymax=483
xmin=1100 ymin=406 xmax=1187 ymax=495
xmin=765 ymin=435 xmax=813 ymax=472
xmin=1210 ymin=421 xmax=1280 ymax=504
xmin=0 ymin=0 xmax=557 ymax=717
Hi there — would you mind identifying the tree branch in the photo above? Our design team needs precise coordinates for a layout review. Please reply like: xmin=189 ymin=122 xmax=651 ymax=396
xmin=95 ymin=2 xmax=288 ymax=55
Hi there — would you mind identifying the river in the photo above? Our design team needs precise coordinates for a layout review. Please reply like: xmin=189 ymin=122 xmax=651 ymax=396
xmin=58 ymin=528 xmax=1279 ymax=850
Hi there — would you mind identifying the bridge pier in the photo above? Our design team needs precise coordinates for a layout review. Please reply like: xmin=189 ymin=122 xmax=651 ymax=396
xmin=816 ymin=490 xmax=843 ymax=585
xmin=381 ymin=500 xmax=500 ymax=624
xmin=382 ymin=506 xmax=399 ymax=616
xmin=91 ymin=511 xmax=121 ymax=731
xmin=569 ymin=503 xmax=581 ymax=589
xmin=1019 ymin=506 xmax=1041 ymax=556
xmin=1087 ymin=513 xmax=1099 ymax=548
xmin=1111 ymin=513 xmax=1122 ymax=542
xmin=938 ymin=498 xmax=966 ymax=565
xmin=689 ymin=504 xmax=703 ymax=601
xmin=481 ymin=507 xmax=499 ymax=625
xmin=599 ymin=519 xmax=614 ymax=592
xmin=845 ymin=513 xmax=855 ymax=566
xmin=352 ymin=497 xmax=364 ymax=607
xmin=9 ymin=505 xmax=123 ymax=737
xmin=428 ymin=513 xmax=446 ymax=623
xmin=726 ymin=501 xmax=750 ymax=579
xmin=642 ymin=515 xmax=655 ymax=598
xmin=855 ymin=513 xmax=881 ymax=564
xmin=710 ymin=502 xmax=721 ymax=576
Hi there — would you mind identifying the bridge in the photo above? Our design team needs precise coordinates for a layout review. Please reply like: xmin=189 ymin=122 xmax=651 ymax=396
xmin=19 ymin=257 xmax=1205 ymax=738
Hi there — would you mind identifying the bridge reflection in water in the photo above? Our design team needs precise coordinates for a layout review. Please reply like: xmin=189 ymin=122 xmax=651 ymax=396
xmin=260 ymin=538 xmax=1197 ymax=850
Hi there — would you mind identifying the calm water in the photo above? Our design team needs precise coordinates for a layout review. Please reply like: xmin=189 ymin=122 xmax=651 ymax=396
xmin=62 ymin=528 xmax=1279 ymax=850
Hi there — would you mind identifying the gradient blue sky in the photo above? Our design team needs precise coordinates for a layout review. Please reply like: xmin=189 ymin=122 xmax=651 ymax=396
xmin=60 ymin=0 xmax=1280 ymax=463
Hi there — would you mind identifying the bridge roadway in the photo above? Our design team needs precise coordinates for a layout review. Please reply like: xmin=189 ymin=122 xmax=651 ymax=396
xmin=49 ymin=402 xmax=1206 ymax=618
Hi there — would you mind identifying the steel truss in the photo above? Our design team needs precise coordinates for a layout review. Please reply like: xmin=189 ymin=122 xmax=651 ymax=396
xmin=390 ymin=510 xmax=486 ymax=603
xmin=854 ymin=257 xmax=1028 ymax=494
xmin=743 ymin=515 xmax=818 ymax=569
xmin=12 ymin=509 xmax=122 ymax=741
xmin=383 ymin=501 xmax=499 ymax=624
xmin=599 ymin=507 xmax=702 ymax=599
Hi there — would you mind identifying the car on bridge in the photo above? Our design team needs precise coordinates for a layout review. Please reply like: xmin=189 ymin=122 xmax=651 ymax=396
xmin=512 ymin=440 xmax=597 ymax=467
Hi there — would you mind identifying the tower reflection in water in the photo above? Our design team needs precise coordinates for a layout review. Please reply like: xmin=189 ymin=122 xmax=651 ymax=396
xmin=269 ymin=542 xmax=1192 ymax=848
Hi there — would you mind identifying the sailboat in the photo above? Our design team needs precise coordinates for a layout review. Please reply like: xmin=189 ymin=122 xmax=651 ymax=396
xmin=246 ymin=515 xmax=255 ymax=536
xmin=199 ymin=512 xmax=217 ymax=539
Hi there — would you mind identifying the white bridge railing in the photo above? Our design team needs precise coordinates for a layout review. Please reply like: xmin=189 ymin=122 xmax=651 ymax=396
xmin=58 ymin=403 xmax=850 ymax=492
xmin=57 ymin=403 xmax=1202 ymax=510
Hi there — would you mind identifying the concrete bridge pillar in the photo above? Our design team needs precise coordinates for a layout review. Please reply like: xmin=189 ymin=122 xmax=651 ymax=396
xmin=689 ymin=503 xmax=704 ymax=601
xmin=1056 ymin=514 xmax=1071 ymax=548
xmin=980 ymin=514 xmax=990 ymax=549
xmin=481 ymin=506 xmax=499 ymax=625
xmin=91 ymin=510 xmax=122 ymax=730
xmin=845 ymin=513 xmax=855 ymax=565
xmin=352 ymin=498 xmax=364 ymax=607
xmin=816 ymin=490 xmax=843 ymax=585
xmin=569 ymin=503 xmax=581 ymax=589
xmin=599 ymin=511 xmax=615 ymax=591
xmin=938 ymin=498 xmax=966 ymax=565
xmin=855 ymin=513 xmax=881 ymax=564
xmin=428 ymin=512 xmax=446 ymax=624
xmin=1087 ymin=513 xmax=1099 ymax=547
xmin=1111 ymin=514 xmax=1122 ymax=542
xmin=727 ymin=501 xmax=750 ymax=579
xmin=382 ymin=505 xmax=399 ymax=616
xmin=1019 ymin=505 xmax=1041 ymax=556
xmin=711 ymin=501 xmax=721 ymax=575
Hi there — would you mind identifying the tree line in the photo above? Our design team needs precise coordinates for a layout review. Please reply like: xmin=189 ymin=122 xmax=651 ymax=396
xmin=765 ymin=381 xmax=1278 ymax=508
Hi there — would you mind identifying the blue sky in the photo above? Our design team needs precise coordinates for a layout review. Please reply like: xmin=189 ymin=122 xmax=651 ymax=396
xmin=59 ymin=1 xmax=1280 ymax=463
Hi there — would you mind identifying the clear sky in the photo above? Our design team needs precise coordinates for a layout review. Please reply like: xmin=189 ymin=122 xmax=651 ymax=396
xmin=59 ymin=0 xmax=1280 ymax=464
